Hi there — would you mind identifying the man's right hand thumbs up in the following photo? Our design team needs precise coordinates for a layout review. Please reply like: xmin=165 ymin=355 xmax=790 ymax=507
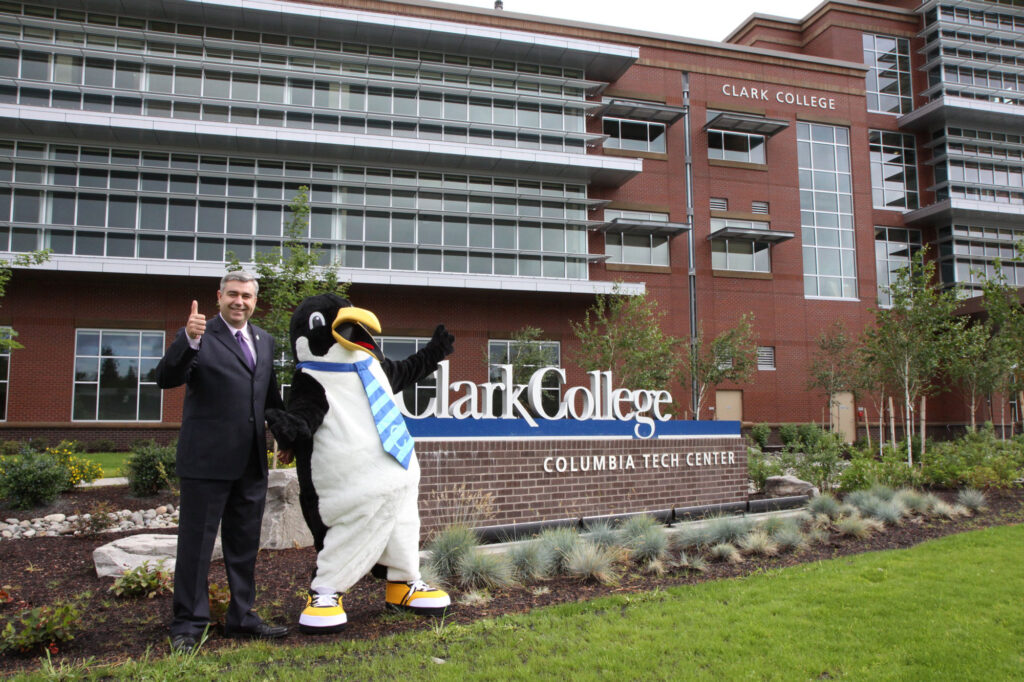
xmin=186 ymin=300 xmax=207 ymax=340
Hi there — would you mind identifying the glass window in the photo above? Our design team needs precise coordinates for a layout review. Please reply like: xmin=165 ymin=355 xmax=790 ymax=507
xmin=604 ymin=210 xmax=670 ymax=266
xmin=863 ymin=33 xmax=912 ymax=114
xmin=876 ymin=227 xmax=922 ymax=306
xmin=708 ymin=129 xmax=766 ymax=164
xmin=799 ymin=122 xmax=857 ymax=299
xmin=603 ymin=117 xmax=667 ymax=153
xmin=488 ymin=338 xmax=561 ymax=417
xmin=0 ymin=328 xmax=9 ymax=420
xmin=73 ymin=329 xmax=164 ymax=421
xmin=869 ymin=130 xmax=918 ymax=210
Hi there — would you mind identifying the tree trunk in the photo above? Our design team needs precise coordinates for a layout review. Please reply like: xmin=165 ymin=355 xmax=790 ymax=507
xmin=919 ymin=396 xmax=926 ymax=459
xmin=969 ymin=387 xmax=977 ymax=432
xmin=888 ymin=395 xmax=897 ymax=451
xmin=862 ymin=405 xmax=872 ymax=450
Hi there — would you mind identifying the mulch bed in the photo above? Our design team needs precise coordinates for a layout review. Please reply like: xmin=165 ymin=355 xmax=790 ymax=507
xmin=1 ymin=486 xmax=1022 ymax=676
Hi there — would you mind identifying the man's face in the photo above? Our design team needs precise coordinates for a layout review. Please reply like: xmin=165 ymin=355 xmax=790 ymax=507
xmin=216 ymin=280 xmax=257 ymax=329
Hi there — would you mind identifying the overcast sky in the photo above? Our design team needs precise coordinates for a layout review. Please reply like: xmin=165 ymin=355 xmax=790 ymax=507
xmin=451 ymin=0 xmax=824 ymax=42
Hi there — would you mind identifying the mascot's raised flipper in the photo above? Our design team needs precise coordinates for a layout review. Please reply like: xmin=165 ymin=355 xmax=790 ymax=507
xmin=267 ymin=293 xmax=454 ymax=633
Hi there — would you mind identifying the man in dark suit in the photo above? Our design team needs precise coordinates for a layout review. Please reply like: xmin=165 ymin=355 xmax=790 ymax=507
xmin=157 ymin=271 xmax=289 ymax=652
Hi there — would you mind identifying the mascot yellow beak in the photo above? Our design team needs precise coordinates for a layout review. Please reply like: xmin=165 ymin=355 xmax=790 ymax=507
xmin=331 ymin=306 xmax=381 ymax=356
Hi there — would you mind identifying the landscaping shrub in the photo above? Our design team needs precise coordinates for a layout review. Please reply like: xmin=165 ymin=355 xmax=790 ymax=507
xmin=747 ymin=447 xmax=784 ymax=492
xmin=125 ymin=440 xmax=178 ymax=497
xmin=582 ymin=519 xmax=619 ymax=549
xmin=85 ymin=438 xmax=117 ymax=453
xmin=46 ymin=441 xmax=103 ymax=489
xmin=0 ymin=595 xmax=87 ymax=656
xmin=704 ymin=514 xmax=754 ymax=545
xmin=0 ymin=451 xmax=70 ymax=509
xmin=0 ymin=440 xmax=24 ymax=456
xmin=956 ymin=488 xmax=987 ymax=512
xmin=748 ymin=423 xmax=771 ymax=449
xmin=109 ymin=561 xmax=172 ymax=599
xmin=920 ymin=424 xmax=1024 ymax=489
xmin=707 ymin=542 xmax=742 ymax=564
xmin=791 ymin=431 xmax=844 ymax=492
xmin=778 ymin=423 xmax=801 ymax=448
xmin=27 ymin=437 xmax=48 ymax=452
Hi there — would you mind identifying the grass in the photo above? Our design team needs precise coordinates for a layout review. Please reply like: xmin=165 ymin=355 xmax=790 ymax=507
xmin=78 ymin=452 xmax=128 ymax=478
xmin=42 ymin=524 xmax=1023 ymax=680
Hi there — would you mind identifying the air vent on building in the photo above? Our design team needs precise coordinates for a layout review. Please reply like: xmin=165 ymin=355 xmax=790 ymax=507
xmin=752 ymin=201 xmax=769 ymax=215
xmin=757 ymin=346 xmax=776 ymax=370
xmin=710 ymin=197 xmax=728 ymax=211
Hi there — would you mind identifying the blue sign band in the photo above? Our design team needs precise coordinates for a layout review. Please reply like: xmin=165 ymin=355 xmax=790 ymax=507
xmin=405 ymin=417 xmax=741 ymax=439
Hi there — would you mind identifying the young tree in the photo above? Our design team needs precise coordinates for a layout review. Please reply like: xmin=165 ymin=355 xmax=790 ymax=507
xmin=860 ymin=251 xmax=960 ymax=464
xmin=227 ymin=186 xmax=346 ymax=385
xmin=570 ymin=285 xmax=680 ymax=391
xmin=679 ymin=313 xmax=756 ymax=420
xmin=977 ymin=259 xmax=1024 ymax=434
xmin=0 ymin=250 xmax=49 ymax=352
xmin=806 ymin=321 xmax=855 ymax=432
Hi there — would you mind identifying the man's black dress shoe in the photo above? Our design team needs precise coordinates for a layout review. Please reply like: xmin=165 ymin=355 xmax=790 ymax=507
xmin=170 ymin=634 xmax=199 ymax=653
xmin=223 ymin=622 xmax=289 ymax=639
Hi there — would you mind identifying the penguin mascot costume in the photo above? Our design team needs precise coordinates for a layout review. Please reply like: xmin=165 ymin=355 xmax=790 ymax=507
xmin=267 ymin=293 xmax=454 ymax=633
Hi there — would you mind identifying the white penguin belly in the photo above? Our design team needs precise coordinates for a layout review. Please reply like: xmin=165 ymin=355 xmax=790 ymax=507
xmin=303 ymin=365 xmax=419 ymax=528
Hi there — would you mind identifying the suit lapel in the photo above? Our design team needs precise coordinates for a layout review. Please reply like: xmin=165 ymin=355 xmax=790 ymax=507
xmin=210 ymin=316 xmax=253 ymax=374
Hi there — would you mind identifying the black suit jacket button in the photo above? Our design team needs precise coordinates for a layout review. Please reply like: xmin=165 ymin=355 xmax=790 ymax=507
xmin=249 ymin=417 xmax=255 ymax=423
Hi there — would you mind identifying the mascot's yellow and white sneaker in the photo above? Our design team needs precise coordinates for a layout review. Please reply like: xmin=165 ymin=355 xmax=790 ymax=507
xmin=299 ymin=590 xmax=347 ymax=634
xmin=385 ymin=579 xmax=450 ymax=614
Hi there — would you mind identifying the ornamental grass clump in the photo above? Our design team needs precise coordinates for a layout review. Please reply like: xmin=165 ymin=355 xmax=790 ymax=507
xmin=738 ymin=530 xmax=779 ymax=557
xmin=807 ymin=493 xmax=842 ymax=520
xmin=535 ymin=526 xmax=582 ymax=575
xmin=770 ymin=525 xmax=807 ymax=553
xmin=704 ymin=514 xmax=754 ymax=545
xmin=507 ymin=540 xmax=554 ymax=583
xmin=582 ymin=519 xmax=619 ymax=549
xmin=425 ymin=524 xmax=478 ymax=584
xmin=834 ymin=515 xmax=880 ymax=539
xmin=563 ymin=540 xmax=620 ymax=585
xmin=893 ymin=488 xmax=931 ymax=515
xmin=867 ymin=483 xmax=897 ymax=501
xmin=707 ymin=542 xmax=743 ymax=564
xmin=670 ymin=524 xmax=712 ymax=552
xmin=456 ymin=549 xmax=515 ymax=591
xmin=628 ymin=524 xmax=669 ymax=568
xmin=956 ymin=488 xmax=987 ymax=513
xmin=617 ymin=514 xmax=662 ymax=544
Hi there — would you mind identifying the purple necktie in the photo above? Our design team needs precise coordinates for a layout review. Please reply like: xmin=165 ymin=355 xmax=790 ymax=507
xmin=235 ymin=330 xmax=255 ymax=371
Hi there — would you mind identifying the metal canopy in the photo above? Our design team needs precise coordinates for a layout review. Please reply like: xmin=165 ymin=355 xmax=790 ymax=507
xmin=596 ymin=218 xmax=691 ymax=238
xmin=707 ymin=226 xmax=795 ymax=243
xmin=704 ymin=112 xmax=789 ymax=137
xmin=600 ymin=98 xmax=687 ymax=124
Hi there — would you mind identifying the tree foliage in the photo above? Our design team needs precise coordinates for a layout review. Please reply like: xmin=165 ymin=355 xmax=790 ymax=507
xmin=227 ymin=186 xmax=346 ymax=385
xmin=487 ymin=326 xmax=558 ymax=387
xmin=860 ymin=251 xmax=961 ymax=463
xmin=679 ymin=313 xmax=756 ymax=420
xmin=806 ymin=321 xmax=855 ymax=431
xmin=569 ymin=285 xmax=680 ymax=391
xmin=0 ymin=250 xmax=49 ymax=353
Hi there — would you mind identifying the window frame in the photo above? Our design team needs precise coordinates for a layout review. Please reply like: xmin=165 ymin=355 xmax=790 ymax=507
xmin=707 ymin=129 xmax=766 ymax=164
xmin=487 ymin=338 xmax=561 ymax=417
xmin=72 ymin=328 xmax=164 ymax=422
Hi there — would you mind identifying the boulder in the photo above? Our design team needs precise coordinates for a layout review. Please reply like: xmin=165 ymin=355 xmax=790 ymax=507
xmin=764 ymin=475 xmax=819 ymax=499
xmin=259 ymin=468 xmax=313 ymax=550
xmin=93 ymin=534 xmax=222 ymax=578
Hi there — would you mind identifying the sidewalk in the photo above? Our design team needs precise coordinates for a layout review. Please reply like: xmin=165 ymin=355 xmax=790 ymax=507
xmin=81 ymin=477 xmax=128 ymax=487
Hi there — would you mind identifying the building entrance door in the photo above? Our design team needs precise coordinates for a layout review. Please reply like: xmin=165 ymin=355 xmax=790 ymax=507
xmin=831 ymin=391 xmax=856 ymax=443
xmin=715 ymin=390 xmax=743 ymax=422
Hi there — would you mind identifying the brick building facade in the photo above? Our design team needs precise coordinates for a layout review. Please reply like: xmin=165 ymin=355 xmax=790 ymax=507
xmin=0 ymin=0 xmax=1021 ymax=445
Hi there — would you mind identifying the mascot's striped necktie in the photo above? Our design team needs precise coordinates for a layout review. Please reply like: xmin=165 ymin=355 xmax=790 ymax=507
xmin=296 ymin=359 xmax=414 ymax=469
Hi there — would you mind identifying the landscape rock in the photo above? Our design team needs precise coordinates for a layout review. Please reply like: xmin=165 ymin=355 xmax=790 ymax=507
xmin=764 ymin=475 xmax=819 ymax=499
xmin=259 ymin=468 xmax=313 ymax=550
xmin=93 ymin=533 xmax=223 ymax=578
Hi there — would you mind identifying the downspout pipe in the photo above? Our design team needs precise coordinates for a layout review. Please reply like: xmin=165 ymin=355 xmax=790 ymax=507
xmin=681 ymin=72 xmax=698 ymax=416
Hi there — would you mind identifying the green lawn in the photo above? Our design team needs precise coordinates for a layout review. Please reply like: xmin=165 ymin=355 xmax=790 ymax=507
xmin=40 ymin=523 xmax=1023 ymax=681
xmin=80 ymin=452 xmax=128 ymax=478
